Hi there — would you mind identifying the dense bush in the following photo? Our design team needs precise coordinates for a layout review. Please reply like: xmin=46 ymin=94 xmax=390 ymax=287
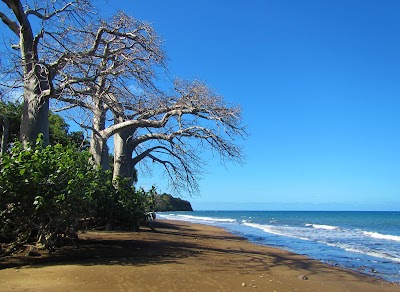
xmin=0 ymin=137 xmax=154 ymax=251
xmin=90 ymin=175 xmax=154 ymax=231
xmin=0 ymin=137 xmax=96 ymax=248
xmin=108 ymin=186 xmax=155 ymax=231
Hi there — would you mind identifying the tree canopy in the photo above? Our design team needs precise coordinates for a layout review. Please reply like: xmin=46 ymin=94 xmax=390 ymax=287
xmin=0 ymin=1 xmax=246 ymax=193
xmin=0 ymin=0 xmax=247 ymax=251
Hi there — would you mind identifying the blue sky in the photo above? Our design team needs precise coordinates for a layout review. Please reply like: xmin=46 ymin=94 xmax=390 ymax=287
xmin=98 ymin=0 xmax=400 ymax=211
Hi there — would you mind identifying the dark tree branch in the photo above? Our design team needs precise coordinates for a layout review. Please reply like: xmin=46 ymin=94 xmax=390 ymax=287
xmin=0 ymin=10 xmax=19 ymax=35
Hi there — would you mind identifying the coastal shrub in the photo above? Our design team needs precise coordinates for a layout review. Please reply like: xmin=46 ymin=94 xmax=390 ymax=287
xmin=0 ymin=136 xmax=157 ymax=252
xmin=113 ymin=185 xmax=156 ymax=230
xmin=0 ymin=136 xmax=97 ymax=248
xmin=90 ymin=176 xmax=155 ymax=231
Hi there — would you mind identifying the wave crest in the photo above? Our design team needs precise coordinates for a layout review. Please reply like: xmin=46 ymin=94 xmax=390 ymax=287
xmin=305 ymin=223 xmax=339 ymax=230
xmin=363 ymin=231 xmax=400 ymax=242
xmin=158 ymin=213 xmax=236 ymax=223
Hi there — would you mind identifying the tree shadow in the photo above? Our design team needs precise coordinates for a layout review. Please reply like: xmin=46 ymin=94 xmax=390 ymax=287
xmin=0 ymin=220 xmax=380 ymax=284
xmin=0 ymin=221 xmax=205 ymax=269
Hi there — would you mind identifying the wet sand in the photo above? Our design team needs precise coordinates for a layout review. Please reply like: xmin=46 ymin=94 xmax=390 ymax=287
xmin=0 ymin=219 xmax=399 ymax=291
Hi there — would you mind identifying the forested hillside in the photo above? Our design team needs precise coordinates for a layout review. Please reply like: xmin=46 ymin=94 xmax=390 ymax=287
xmin=154 ymin=194 xmax=193 ymax=212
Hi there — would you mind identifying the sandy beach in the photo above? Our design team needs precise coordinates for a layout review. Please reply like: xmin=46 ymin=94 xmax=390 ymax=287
xmin=0 ymin=219 xmax=399 ymax=292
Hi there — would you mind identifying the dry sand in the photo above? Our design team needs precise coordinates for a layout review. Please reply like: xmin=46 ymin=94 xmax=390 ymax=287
xmin=0 ymin=219 xmax=399 ymax=292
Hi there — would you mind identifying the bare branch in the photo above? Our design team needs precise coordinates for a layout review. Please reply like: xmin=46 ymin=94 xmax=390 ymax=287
xmin=0 ymin=11 xmax=19 ymax=35
xmin=1 ymin=0 xmax=27 ymax=30
xmin=132 ymin=144 xmax=200 ymax=194
xmin=25 ymin=2 xmax=74 ymax=20
xmin=52 ymin=103 xmax=77 ymax=112
xmin=108 ymin=78 xmax=246 ymax=194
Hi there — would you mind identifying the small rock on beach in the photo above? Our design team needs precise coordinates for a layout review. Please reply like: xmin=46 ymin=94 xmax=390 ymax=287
xmin=298 ymin=275 xmax=309 ymax=280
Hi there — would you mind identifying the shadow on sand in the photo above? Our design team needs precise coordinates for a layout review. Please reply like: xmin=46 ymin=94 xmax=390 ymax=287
xmin=0 ymin=220 xmax=373 ymax=283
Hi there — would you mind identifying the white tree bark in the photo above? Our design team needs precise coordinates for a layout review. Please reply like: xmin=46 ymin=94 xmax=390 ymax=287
xmin=89 ymin=102 xmax=109 ymax=169
xmin=113 ymin=122 xmax=136 ymax=186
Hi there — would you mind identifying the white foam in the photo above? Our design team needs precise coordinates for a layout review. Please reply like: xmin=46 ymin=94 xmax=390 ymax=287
xmin=159 ymin=212 xmax=400 ymax=272
xmin=362 ymin=231 xmax=400 ymax=242
xmin=157 ymin=213 xmax=236 ymax=223
xmin=344 ymin=246 xmax=400 ymax=263
xmin=243 ymin=222 xmax=309 ymax=241
xmin=305 ymin=223 xmax=339 ymax=230
xmin=318 ymin=240 xmax=400 ymax=264
xmin=243 ymin=222 xmax=278 ymax=234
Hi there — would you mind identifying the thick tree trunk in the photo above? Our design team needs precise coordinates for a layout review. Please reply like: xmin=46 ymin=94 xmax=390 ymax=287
xmin=19 ymin=47 xmax=51 ymax=146
xmin=20 ymin=92 xmax=49 ymax=146
xmin=90 ymin=134 xmax=109 ymax=170
xmin=113 ymin=128 xmax=135 ymax=187
xmin=14 ymin=0 xmax=50 ymax=146
xmin=89 ymin=105 xmax=109 ymax=170
xmin=0 ymin=113 xmax=9 ymax=155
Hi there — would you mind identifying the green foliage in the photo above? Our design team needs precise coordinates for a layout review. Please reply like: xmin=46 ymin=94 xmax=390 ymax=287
xmin=154 ymin=193 xmax=193 ymax=212
xmin=113 ymin=186 xmax=151 ymax=230
xmin=48 ymin=112 xmax=69 ymax=145
xmin=0 ymin=137 xmax=156 ymax=249
xmin=0 ymin=100 xmax=21 ymax=143
xmin=0 ymin=136 xmax=96 ymax=247
xmin=90 ymin=176 xmax=154 ymax=231
xmin=0 ymin=101 xmax=88 ymax=149
xmin=67 ymin=131 xmax=89 ymax=149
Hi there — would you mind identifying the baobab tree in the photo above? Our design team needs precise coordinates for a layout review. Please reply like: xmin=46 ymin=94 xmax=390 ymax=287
xmin=0 ymin=0 xmax=92 ymax=145
xmin=49 ymin=12 xmax=246 ymax=193
xmin=111 ymin=79 xmax=246 ymax=193
xmin=51 ymin=11 xmax=165 ymax=169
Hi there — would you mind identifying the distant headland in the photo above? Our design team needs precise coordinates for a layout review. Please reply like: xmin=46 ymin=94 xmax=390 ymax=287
xmin=154 ymin=193 xmax=193 ymax=212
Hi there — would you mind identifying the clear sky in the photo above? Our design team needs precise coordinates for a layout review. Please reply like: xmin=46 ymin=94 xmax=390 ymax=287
xmin=97 ymin=0 xmax=400 ymax=211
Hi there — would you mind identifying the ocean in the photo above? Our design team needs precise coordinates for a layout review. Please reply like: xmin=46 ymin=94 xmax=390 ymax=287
xmin=157 ymin=211 xmax=400 ymax=283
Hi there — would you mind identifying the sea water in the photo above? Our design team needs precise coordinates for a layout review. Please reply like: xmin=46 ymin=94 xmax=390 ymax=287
xmin=157 ymin=211 xmax=400 ymax=283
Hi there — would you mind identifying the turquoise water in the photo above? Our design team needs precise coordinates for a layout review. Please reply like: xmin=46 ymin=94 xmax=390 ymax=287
xmin=158 ymin=211 xmax=400 ymax=283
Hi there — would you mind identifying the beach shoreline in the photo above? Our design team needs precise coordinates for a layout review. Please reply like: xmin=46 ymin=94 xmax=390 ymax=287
xmin=0 ymin=219 xmax=399 ymax=291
